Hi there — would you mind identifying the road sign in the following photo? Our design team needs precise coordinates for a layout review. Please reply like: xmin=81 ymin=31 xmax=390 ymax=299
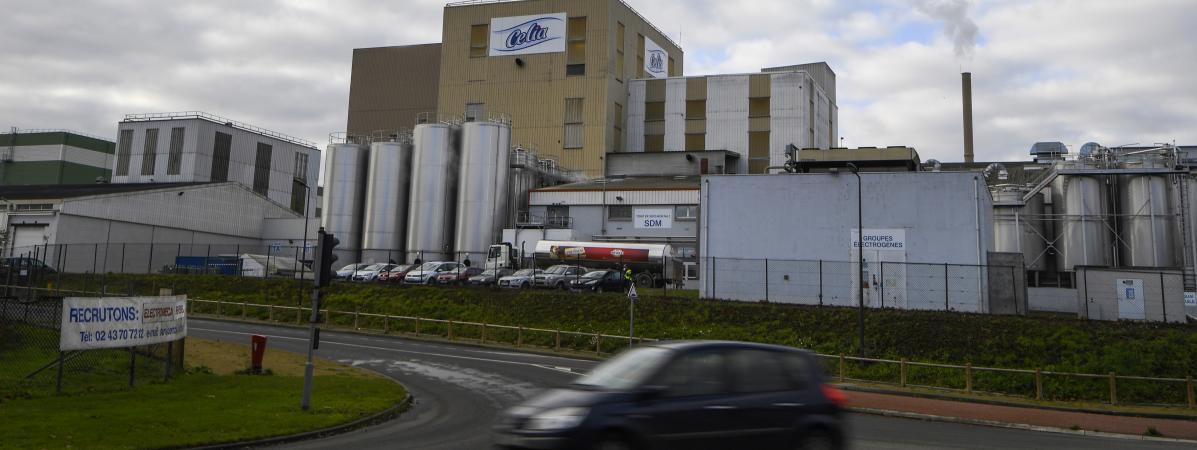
xmin=627 ymin=283 xmax=638 ymax=301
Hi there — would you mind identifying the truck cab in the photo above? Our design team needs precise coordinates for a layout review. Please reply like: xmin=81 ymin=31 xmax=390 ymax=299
xmin=485 ymin=243 xmax=519 ymax=271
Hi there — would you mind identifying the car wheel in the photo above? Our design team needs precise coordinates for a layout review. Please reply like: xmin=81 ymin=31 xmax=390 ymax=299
xmin=521 ymin=281 xmax=530 ymax=289
xmin=593 ymin=432 xmax=635 ymax=450
xmin=794 ymin=428 xmax=836 ymax=450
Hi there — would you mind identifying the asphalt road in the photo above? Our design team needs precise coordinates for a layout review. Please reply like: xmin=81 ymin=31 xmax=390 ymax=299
xmin=190 ymin=319 xmax=1191 ymax=450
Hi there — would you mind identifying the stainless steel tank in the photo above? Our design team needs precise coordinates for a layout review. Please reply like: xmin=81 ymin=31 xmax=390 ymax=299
xmin=506 ymin=148 xmax=541 ymax=227
xmin=406 ymin=123 xmax=460 ymax=263
xmin=1118 ymin=174 xmax=1176 ymax=267
xmin=454 ymin=121 xmax=512 ymax=265
xmin=320 ymin=143 xmax=370 ymax=264
xmin=1051 ymin=174 xmax=1111 ymax=271
xmin=361 ymin=138 xmax=413 ymax=263
xmin=992 ymin=186 xmax=1047 ymax=271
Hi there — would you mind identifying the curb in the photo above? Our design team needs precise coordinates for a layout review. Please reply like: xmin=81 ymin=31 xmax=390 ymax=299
xmin=840 ymin=384 xmax=1197 ymax=422
xmin=851 ymin=407 xmax=1197 ymax=444
xmin=181 ymin=392 xmax=413 ymax=450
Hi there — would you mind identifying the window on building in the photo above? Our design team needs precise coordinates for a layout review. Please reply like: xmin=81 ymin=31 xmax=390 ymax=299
xmin=167 ymin=127 xmax=185 ymax=175
xmin=685 ymin=100 xmax=705 ymax=119
xmin=684 ymin=133 xmax=705 ymax=152
xmin=140 ymin=128 xmax=158 ymax=176
xmin=469 ymin=24 xmax=488 ymax=58
xmin=210 ymin=132 xmax=232 ymax=182
xmin=563 ymin=98 xmax=584 ymax=149
xmin=608 ymin=205 xmax=632 ymax=221
xmin=115 ymin=129 xmax=133 ymax=176
xmin=294 ymin=151 xmax=309 ymax=180
xmin=613 ymin=102 xmax=623 ymax=153
xmin=465 ymin=103 xmax=485 ymax=122
xmin=644 ymin=135 xmax=664 ymax=152
xmin=566 ymin=17 xmax=586 ymax=76
xmin=636 ymin=34 xmax=645 ymax=78
xmin=676 ymin=205 xmax=698 ymax=220
xmin=644 ymin=101 xmax=665 ymax=122
xmin=749 ymin=97 xmax=771 ymax=118
xmin=668 ymin=56 xmax=677 ymax=76
xmin=615 ymin=22 xmax=625 ymax=82
xmin=253 ymin=143 xmax=272 ymax=195
xmin=748 ymin=130 xmax=770 ymax=174
xmin=14 ymin=203 xmax=53 ymax=211
xmin=291 ymin=178 xmax=307 ymax=214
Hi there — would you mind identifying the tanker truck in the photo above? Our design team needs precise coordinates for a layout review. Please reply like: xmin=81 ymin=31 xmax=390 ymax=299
xmin=487 ymin=240 xmax=675 ymax=287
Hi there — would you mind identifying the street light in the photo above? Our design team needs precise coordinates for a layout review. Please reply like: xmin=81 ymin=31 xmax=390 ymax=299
xmin=845 ymin=162 xmax=864 ymax=357
xmin=295 ymin=178 xmax=312 ymax=306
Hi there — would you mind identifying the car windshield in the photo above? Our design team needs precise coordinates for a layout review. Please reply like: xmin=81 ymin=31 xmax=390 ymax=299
xmin=512 ymin=269 xmax=535 ymax=276
xmin=582 ymin=270 xmax=607 ymax=278
xmin=338 ymin=264 xmax=360 ymax=271
xmin=478 ymin=270 xmax=497 ymax=276
xmin=363 ymin=263 xmax=386 ymax=271
xmin=392 ymin=264 xmax=414 ymax=272
xmin=572 ymin=346 xmax=672 ymax=390
xmin=545 ymin=265 xmax=567 ymax=274
xmin=413 ymin=262 xmax=441 ymax=272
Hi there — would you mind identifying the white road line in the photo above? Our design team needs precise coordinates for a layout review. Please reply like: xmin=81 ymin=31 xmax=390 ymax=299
xmin=191 ymin=326 xmax=587 ymax=375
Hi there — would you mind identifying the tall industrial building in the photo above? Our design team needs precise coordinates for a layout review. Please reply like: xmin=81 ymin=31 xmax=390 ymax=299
xmin=111 ymin=112 xmax=320 ymax=216
xmin=346 ymin=0 xmax=683 ymax=177
xmin=0 ymin=130 xmax=114 ymax=185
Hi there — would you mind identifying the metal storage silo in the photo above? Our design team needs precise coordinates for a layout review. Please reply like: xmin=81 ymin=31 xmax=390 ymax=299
xmin=361 ymin=136 xmax=414 ymax=263
xmin=320 ymin=142 xmax=370 ymax=264
xmin=1051 ymin=174 xmax=1111 ymax=271
xmin=992 ymin=186 xmax=1047 ymax=271
xmin=506 ymin=148 xmax=540 ymax=227
xmin=406 ymin=123 xmax=460 ymax=263
xmin=454 ymin=121 xmax=512 ymax=265
xmin=1118 ymin=173 xmax=1176 ymax=267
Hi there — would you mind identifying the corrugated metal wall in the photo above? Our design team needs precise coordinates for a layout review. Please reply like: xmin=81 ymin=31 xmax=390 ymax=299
xmin=346 ymin=44 xmax=441 ymax=135
xmin=663 ymin=78 xmax=686 ymax=151
xmin=531 ymin=189 xmax=698 ymax=206
xmin=60 ymin=183 xmax=299 ymax=238
xmin=705 ymin=75 xmax=750 ymax=173
xmin=769 ymin=72 xmax=805 ymax=167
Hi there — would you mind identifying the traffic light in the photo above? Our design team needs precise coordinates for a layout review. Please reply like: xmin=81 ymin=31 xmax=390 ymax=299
xmin=313 ymin=228 xmax=340 ymax=288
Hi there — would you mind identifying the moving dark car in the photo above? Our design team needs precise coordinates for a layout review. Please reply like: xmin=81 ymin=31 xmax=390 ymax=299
xmin=494 ymin=341 xmax=846 ymax=450
xmin=568 ymin=270 xmax=626 ymax=293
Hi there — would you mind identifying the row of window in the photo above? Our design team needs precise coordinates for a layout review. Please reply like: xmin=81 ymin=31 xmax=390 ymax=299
xmin=642 ymin=97 xmax=771 ymax=122
xmin=114 ymin=127 xmax=186 ymax=177
xmin=606 ymin=205 xmax=698 ymax=221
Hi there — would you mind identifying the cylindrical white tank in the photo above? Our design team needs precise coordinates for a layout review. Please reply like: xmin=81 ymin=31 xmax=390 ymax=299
xmin=454 ymin=121 xmax=512 ymax=266
xmin=992 ymin=187 xmax=1047 ymax=271
xmin=1119 ymin=174 xmax=1176 ymax=267
xmin=361 ymin=138 xmax=414 ymax=263
xmin=320 ymin=143 xmax=370 ymax=264
xmin=405 ymin=123 xmax=460 ymax=263
xmin=1052 ymin=174 xmax=1111 ymax=271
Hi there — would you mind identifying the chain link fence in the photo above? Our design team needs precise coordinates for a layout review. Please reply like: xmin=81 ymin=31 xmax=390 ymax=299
xmin=701 ymin=257 xmax=1020 ymax=313
xmin=0 ymin=286 xmax=185 ymax=397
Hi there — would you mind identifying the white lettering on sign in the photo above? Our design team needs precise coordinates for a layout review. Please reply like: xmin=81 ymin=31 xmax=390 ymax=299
xmin=489 ymin=13 xmax=567 ymax=56
xmin=60 ymin=296 xmax=188 ymax=351
xmin=644 ymin=37 xmax=667 ymax=78
xmin=634 ymin=208 xmax=673 ymax=229
xmin=850 ymin=229 xmax=906 ymax=250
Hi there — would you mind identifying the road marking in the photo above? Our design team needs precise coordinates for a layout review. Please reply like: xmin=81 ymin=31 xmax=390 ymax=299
xmin=191 ymin=326 xmax=588 ymax=375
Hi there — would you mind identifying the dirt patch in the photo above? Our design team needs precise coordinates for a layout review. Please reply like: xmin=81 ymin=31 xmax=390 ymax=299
xmin=185 ymin=338 xmax=372 ymax=378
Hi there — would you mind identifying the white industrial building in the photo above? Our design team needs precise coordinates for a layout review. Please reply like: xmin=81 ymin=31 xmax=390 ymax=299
xmin=112 ymin=112 xmax=320 ymax=216
xmin=626 ymin=63 xmax=838 ymax=174
xmin=699 ymin=171 xmax=997 ymax=313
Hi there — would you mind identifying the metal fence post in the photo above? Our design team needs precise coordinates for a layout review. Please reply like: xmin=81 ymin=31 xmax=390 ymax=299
xmin=128 ymin=347 xmax=136 ymax=387
xmin=711 ymin=257 xmax=717 ymax=298
xmin=818 ymin=260 xmax=824 ymax=306
xmin=764 ymin=258 xmax=769 ymax=302
xmin=147 ymin=242 xmax=154 ymax=274
xmin=56 ymin=351 xmax=64 ymax=393
xmin=943 ymin=263 xmax=950 ymax=311
xmin=1159 ymin=272 xmax=1167 ymax=321
xmin=120 ymin=243 xmax=126 ymax=274
xmin=165 ymin=341 xmax=173 ymax=381
xmin=880 ymin=262 xmax=885 ymax=308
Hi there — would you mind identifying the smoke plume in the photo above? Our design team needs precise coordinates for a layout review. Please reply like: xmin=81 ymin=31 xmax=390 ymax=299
xmin=909 ymin=0 xmax=978 ymax=60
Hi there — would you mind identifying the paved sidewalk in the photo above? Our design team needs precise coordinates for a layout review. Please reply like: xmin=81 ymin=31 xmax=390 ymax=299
xmin=848 ymin=390 xmax=1197 ymax=441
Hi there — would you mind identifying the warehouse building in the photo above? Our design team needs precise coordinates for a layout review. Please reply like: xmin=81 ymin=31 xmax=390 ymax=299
xmin=0 ymin=129 xmax=114 ymax=185
xmin=111 ymin=112 xmax=320 ymax=216
xmin=346 ymin=0 xmax=683 ymax=177
xmin=626 ymin=64 xmax=838 ymax=174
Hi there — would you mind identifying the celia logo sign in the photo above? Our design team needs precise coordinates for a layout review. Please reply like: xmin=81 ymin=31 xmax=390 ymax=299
xmin=490 ymin=13 xmax=567 ymax=56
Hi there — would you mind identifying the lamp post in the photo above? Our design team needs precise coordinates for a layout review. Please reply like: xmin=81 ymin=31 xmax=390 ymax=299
xmin=296 ymin=179 xmax=311 ymax=306
xmin=846 ymin=163 xmax=864 ymax=357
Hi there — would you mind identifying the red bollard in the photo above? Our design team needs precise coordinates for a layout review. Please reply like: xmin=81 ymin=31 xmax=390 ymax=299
xmin=251 ymin=334 xmax=267 ymax=374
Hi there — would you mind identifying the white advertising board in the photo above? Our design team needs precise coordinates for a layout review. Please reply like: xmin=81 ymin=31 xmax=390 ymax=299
xmin=489 ymin=13 xmax=567 ymax=56
xmin=634 ymin=208 xmax=673 ymax=229
xmin=60 ymin=296 xmax=188 ymax=351
xmin=644 ymin=37 xmax=667 ymax=78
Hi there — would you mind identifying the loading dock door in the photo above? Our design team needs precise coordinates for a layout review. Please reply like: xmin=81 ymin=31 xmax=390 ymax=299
xmin=11 ymin=225 xmax=48 ymax=257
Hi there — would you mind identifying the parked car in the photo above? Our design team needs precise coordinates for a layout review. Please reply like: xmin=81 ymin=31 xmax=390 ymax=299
xmin=468 ymin=268 xmax=513 ymax=287
xmin=435 ymin=266 xmax=484 ymax=285
xmin=352 ymin=263 xmax=396 ymax=282
xmin=0 ymin=257 xmax=57 ymax=280
xmin=498 ymin=268 xmax=538 ymax=289
xmin=335 ymin=263 xmax=369 ymax=280
xmin=493 ymin=341 xmax=847 ymax=450
xmin=568 ymin=270 xmax=626 ymax=293
xmin=379 ymin=264 xmax=416 ymax=282
xmin=535 ymin=265 xmax=588 ymax=289
xmin=404 ymin=261 xmax=462 ymax=285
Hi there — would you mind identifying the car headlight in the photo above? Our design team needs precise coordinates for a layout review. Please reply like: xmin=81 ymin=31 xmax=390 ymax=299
xmin=524 ymin=407 xmax=589 ymax=431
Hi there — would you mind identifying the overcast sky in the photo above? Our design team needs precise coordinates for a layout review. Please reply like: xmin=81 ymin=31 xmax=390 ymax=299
xmin=2 ymin=0 xmax=1194 ymax=164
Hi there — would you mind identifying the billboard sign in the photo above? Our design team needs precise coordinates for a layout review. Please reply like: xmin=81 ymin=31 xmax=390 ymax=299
xmin=60 ymin=296 xmax=188 ymax=351
xmin=634 ymin=208 xmax=673 ymax=229
xmin=490 ymin=13 xmax=567 ymax=56
xmin=644 ymin=37 xmax=667 ymax=78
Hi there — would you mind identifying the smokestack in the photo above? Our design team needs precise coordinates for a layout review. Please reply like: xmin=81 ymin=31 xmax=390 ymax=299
xmin=962 ymin=72 xmax=974 ymax=163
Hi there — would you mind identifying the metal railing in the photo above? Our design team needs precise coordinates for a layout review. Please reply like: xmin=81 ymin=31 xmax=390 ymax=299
xmin=121 ymin=111 xmax=317 ymax=149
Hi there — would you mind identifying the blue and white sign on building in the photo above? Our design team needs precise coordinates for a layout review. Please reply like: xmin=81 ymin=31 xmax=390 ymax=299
xmin=633 ymin=208 xmax=673 ymax=229
xmin=644 ymin=37 xmax=667 ymax=78
xmin=489 ymin=13 xmax=567 ymax=56
xmin=1186 ymin=292 xmax=1196 ymax=307
xmin=60 ymin=296 xmax=188 ymax=351
xmin=1116 ymin=279 xmax=1145 ymax=320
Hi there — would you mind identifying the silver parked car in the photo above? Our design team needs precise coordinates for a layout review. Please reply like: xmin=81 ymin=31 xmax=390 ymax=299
xmin=498 ymin=268 xmax=538 ymax=289
xmin=352 ymin=263 xmax=397 ymax=282
xmin=535 ymin=265 xmax=588 ymax=289
xmin=404 ymin=261 xmax=463 ymax=285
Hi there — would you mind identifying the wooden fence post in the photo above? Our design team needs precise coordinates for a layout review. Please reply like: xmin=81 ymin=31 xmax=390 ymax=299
xmin=1035 ymin=369 xmax=1043 ymax=400
xmin=1109 ymin=372 xmax=1117 ymax=405
xmin=216 ymin=300 xmax=221 ymax=316
xmin=838 ymin=354 xmax=845 ymax=383
xmin=268 ymin=305 xmax=274 ymax=322
xmin=965 ymin=363 xmax=973 ymax=393
xmin=517 ymin=326 xmax=523 ymax=348
xmin=555 ymin=330 xmax=561 ymax=352
xmin=415 ymin=318 xmax=421 ymax=336
xmin=383 ymin=315 xmax=390 ymax=333
xmin=481 ymin=323 xmax=487 ymax=344
xmin=1187 ymin=376 xmax=1194 ymax=409
xmin=353 ymin=311 xmax=359 ymax=329
xmin=900 ymin=359 xmax=908 ymax=388
xmin=594 ymin=333 xmax=602 ymax=355
xmin=241 ymin=302 xmax=247 ymax=319
xmin=448 ymin=321 xmax=454 ymax=340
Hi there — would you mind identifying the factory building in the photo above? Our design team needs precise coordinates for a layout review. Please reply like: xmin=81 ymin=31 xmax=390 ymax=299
xmin=0 ymin=129 xmax=114 ymax=185
xmin=111 ymin=112 xmax=320 ymax=216
xmin=626 ymin=64 xmax=839 ymax=174
xmin=346 ymin=0 xmax=683 ymax=177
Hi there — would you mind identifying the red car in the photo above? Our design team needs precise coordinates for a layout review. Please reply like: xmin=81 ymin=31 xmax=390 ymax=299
xmin=379 ymin=264 xmax=417 ymax=282
xmin=433 ymin=266 xmax=484 ymax=285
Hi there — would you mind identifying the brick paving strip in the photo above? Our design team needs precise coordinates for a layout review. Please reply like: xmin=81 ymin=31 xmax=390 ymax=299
xmin=846 ymin=390 xmax=1197 ymax=441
